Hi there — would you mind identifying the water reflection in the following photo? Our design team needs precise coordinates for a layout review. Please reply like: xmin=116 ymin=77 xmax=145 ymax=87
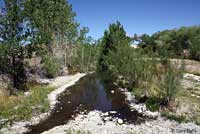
xmin=26 ymin=73 xmax=145 ymax=134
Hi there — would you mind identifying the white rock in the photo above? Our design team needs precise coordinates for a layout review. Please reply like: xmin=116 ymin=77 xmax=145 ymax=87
xmin=122 ymin=124 xmax=127 ymax=127
xmin=145 ymin=111 xmax=159 ymax=119
xmin=117 ymin=119 xmax=123 ymax=124
xmin=145 ymin=122 xmax=151 ymax=127
xmin=79 ymin=115 xmax=84 ymax=119
xmin=38 ymin=79 xmax=51 ymax=85
xmin=109 ymin=111 xmax=117 ymax=114
xmin=183 ymin=73 xmax=200 ymax=82
xmin=104 ymin=112 xmax=109 ymax=116
xmin=104 ymin=117 xmax=110 ymax=121
xmin=111 ymin=90 xmax=115 ymax=93
xmin=191 ymin=94 xmax=195 ymax=97
xmin=24 ymin=91 xmax=31 ymax=96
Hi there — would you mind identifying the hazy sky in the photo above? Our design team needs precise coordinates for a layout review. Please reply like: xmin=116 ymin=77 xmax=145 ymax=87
xmin=69 ymin=0 xmax=200 ymax=39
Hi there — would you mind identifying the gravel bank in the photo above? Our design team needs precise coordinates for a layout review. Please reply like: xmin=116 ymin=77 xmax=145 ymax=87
xmin=42 ymin=110 xmax=200 ymax=134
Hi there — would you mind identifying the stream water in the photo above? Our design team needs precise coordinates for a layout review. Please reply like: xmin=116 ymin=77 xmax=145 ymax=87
xmin=26 ymin=73 xmax=145 ymax=134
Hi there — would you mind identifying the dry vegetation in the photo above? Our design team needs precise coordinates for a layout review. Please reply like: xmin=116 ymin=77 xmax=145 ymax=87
xmin=0 ymin=85 xmax=55 ymax=128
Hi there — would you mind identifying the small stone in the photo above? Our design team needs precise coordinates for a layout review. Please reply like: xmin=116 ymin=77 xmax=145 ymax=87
xmin=97 ymin=123 xmax=102 ymax=125
xmin=104 ymin=112 xmax=109 ymax=116
xmin=109 ymin=111 xmax=117 ymax=114
xmin=138 ymin=109 xmax=143 ymax=113
xmin=24 ymin=91 xmax=31 ymax=96
xmin=117 ymin=119 xmax=123 ymax=124
xmin=122 ymin=124 xmax=127 ymax=127
xmin=67 ymin=101 xmax=71 ymax=104
xmin=111 ymin=90 xmax=115 ymax=93
xmin=104 ymin=117 xmax=110 ymax=121
xmin=145 ymin=111 xmax=159 ymax=119
xmin=145 ymin=122 xmax=151 ymax=127
xmin=191 ymin=94 xmax=195 ymax=97
xmin=79 ymin=115 xmax=84 ymax=119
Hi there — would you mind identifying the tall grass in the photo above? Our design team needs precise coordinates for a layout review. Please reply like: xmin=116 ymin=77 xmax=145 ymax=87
xmin=0 ymin=85 xmax=54 ymax=128
xmin=160 ymin=60 xmax=183 ymax=103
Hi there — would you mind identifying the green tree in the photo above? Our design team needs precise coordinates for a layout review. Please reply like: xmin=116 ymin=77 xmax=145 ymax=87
xmin=22 ymin=0 xmax=79 ymax=55
xmin=98 ymin=21 xmax=130 ymax=71
xmin=145 ymin=26 xmax=200 ymax=59
xmin=0 ymin=0 xmax=27 ymax=91
xmin=68 ymin=28 xmax=99 ymax=73
xmin=22 ymin=0 xmax=80 ymax=77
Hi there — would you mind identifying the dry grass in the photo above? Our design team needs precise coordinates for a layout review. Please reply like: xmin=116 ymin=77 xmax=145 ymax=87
xmin=170 ymin=88 xmax=200 ymax=124
xmin=170 ymin=59 xmax=200 ymax=75
xmin=0 ymin=85 xmax=55 ymax=128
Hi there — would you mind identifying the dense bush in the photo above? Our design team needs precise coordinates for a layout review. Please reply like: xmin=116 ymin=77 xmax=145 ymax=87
xmin=136 ymin=26 xmax=200 ymax=60
xmin=189 ymin=35 xmax=200 ymax=60
xmin=98 ymin=22 xmax=184 ymax=108
xmin=43 ymin=57 xmax=60 ymax=78
xmin=73 ymin=44 xmax=99 ymax=72
xmin=146 ymin=97 xmax=160 ymax=112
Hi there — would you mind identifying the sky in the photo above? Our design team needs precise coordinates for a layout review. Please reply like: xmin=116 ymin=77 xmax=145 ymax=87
xmin=68 ymin=0 xmax=200 ymax=39
xmin=0 ymin=0 xmax=199 ymax=39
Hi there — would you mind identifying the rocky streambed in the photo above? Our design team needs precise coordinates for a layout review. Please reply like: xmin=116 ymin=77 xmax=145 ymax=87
xmin=28 ymin=73 xmax=200 ymax=134
xmin=26 ymin=73 xmax=147 ymax=133
xmin=42 ymin=110 xmax=200 ymax=134
xmin=1 ymin=73 xmax=200 ymax=134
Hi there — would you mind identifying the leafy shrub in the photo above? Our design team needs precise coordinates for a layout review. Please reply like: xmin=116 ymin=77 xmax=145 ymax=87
xmin=43 ymin=57 xmax=60 ymax=78
xmin=146 ymin=98 xmax=160 ymax=112
xmin=0 ymin=85 xmax=54 ymax=127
